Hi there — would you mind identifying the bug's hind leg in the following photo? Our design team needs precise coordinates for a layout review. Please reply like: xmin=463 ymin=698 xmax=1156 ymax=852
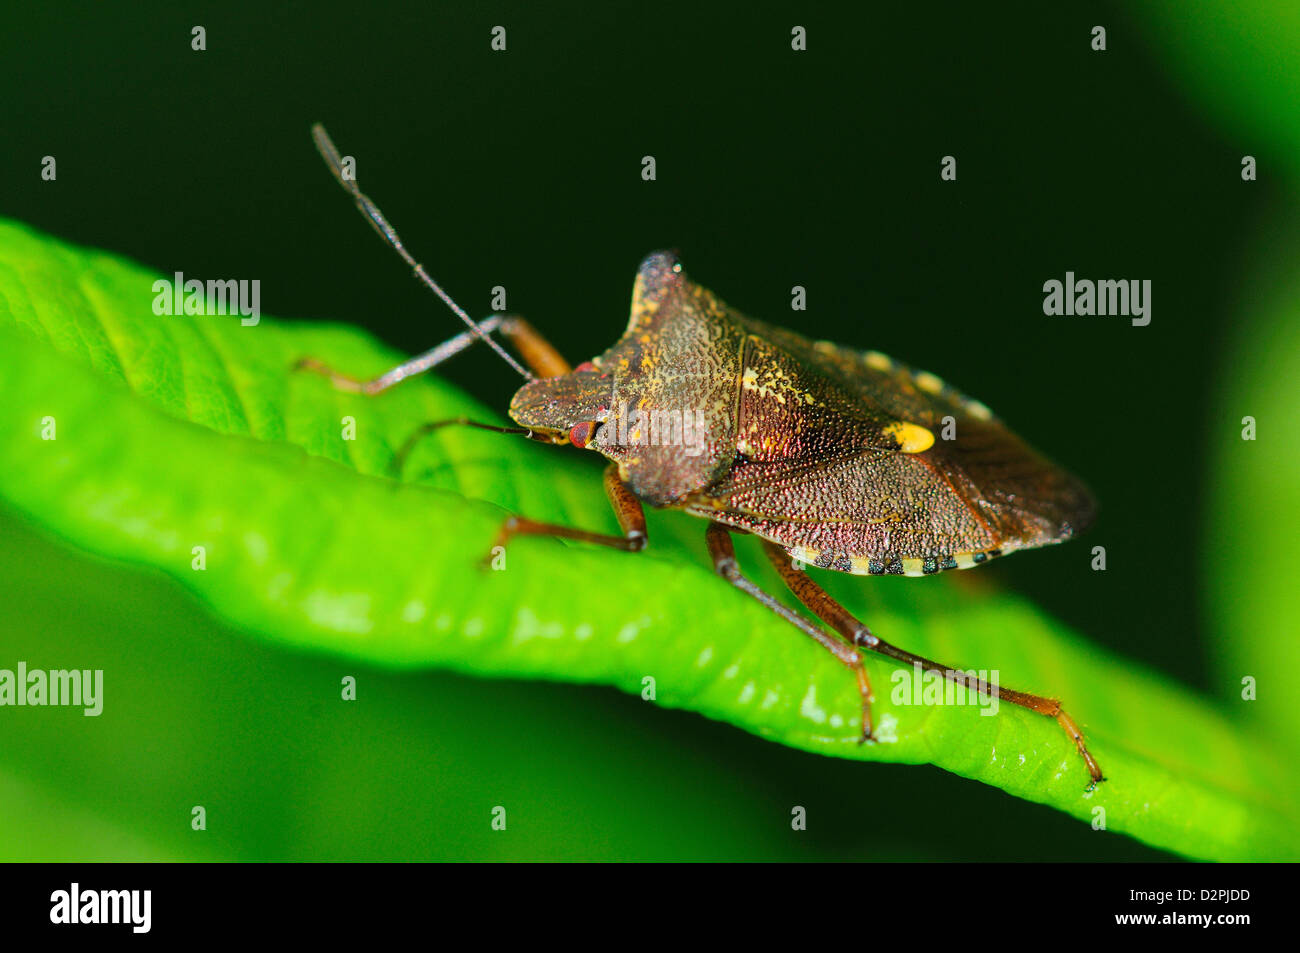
xmin=484 ymin=463 xmax=647 ymax=564
xmin=758 ymin=539 xmax=1105 ymax=788
xmin=294 ymin=314 xmax=570 ymax=394
xmin=706 ymin=523 xmax=876 ymax=742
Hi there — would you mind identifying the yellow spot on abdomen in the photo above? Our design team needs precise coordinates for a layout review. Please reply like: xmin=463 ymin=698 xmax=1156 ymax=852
xmin=913 ymin=371 xmax=945 ymax=394
xmin=883 ymin=420 xmax=935 ymax=454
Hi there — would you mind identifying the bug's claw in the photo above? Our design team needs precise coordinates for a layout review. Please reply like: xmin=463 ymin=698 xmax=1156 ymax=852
xmin=292 ymin=356 xmax=331 ymax=376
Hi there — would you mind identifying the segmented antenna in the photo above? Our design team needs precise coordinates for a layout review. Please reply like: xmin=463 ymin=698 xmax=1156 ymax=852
xmin=310 ymin=123 xmax=534 ymax=381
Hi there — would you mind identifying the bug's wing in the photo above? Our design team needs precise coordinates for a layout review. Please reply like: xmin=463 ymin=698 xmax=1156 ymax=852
xmin=684 ymin=322 xmax=1095 ymax=573
xmin=685 ymin=440 xmax=1093 ymax=574
xmin=738 ymin=317 xmax=1001 ymax=430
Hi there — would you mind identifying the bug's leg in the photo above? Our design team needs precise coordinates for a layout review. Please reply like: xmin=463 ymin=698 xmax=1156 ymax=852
xmin=486 ymin=463 xmax=647 ymax=563
xmin=294 ymin=315 xmax=570 ymax=394
xmin=493 ymin=316 xmax=571 ymax=378
xmin=758 ymin=540 xmax=1105 ymax=788
xmin=389 ymin=418 xmax=535 ymax=476
xmin=295 ymin=315 xmax=506 ymax=394
xmin=706 ymin=523 xmax=876 ymax=742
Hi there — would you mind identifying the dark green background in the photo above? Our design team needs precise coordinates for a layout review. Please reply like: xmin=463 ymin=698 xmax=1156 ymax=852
xmin=2 ymin=2 xmax=1264 ymax=860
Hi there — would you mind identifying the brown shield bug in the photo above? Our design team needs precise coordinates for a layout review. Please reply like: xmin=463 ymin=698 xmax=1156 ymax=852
xmin=298 ymin=124 xmax=1105 ymax=789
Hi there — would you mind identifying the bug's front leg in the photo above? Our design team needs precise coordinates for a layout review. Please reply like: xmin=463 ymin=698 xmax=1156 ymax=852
xmin=705 ymin=523 xmax=877 ymax=743
xmin=485 ymin=463 xmax=647 ymax=564
xmin=758 ymin=539 xmax=1105 ymax=789
xmin=294 ymin=314 xmax=570 ymax=393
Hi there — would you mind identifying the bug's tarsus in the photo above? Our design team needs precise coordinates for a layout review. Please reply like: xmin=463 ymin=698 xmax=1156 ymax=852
xmin=1054 ymin=709 xmax=1105 ymax=788
xmin=758 ymin=538 xmax=1105 ymax=788
xmin=309 ymin=123 xmax=534 ymax=382
xmin=293 ymin=313 xmax=570 ymax=399
xmin=292 ymin=356 xmax=387 ymax=394
xmin=294 ymin=316 xmax=511 ymax=396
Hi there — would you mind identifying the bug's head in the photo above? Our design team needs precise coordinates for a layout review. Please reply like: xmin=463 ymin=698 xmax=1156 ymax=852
xmin=508 ymin=365 xmax=614 ymax=449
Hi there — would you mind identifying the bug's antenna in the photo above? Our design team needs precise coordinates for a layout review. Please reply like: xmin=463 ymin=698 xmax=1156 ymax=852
xmin=310 ymin=123 xmax=534 ymax=382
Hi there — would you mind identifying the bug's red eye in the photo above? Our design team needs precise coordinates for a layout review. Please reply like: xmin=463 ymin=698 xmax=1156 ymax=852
xmin=568 ymin=421 xmax=596 ymax=448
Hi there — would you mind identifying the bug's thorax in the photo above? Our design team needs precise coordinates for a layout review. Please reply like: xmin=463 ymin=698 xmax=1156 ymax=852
xmin=508 ymin=253 xmax=745 ymax=506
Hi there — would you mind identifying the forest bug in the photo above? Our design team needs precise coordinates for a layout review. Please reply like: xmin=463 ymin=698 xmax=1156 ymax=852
xmin=298 ymin=124 xmax=1105 ymax=789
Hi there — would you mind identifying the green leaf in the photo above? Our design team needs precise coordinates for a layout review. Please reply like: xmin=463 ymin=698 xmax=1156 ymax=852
xmin=1205 ymin=218 xmax=1300 ymax=750
xmin=1 ymin=217 xmax=1296 ymax=861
